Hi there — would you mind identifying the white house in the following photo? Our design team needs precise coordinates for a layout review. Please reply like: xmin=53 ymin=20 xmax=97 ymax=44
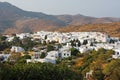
xmin=46 ymin=51 xmax=58 ymax=59
xmin=16 ymin=33 xmax=31 ymax=40
xmin=112 ymin=49 xmax=120 ymax=59
xmin=27 ymin=51 xmax=58 ymax=64
xmin=58 ymin=43 xmax=71 ymax=59
xmin=6 ymin=36 xmax=14 ymax=42
xmin=43 ymin=51 xmax=59 ymax=63
xmin=59 ymin=46 xmax=71 ymax=59
xmin=0 ymin=54 xmax=11 ymax=62
xmin=26 ymin=58 xmax=45 ymax=63
xmin=11 ymin=46 xmax=25 ymax=53
xmin=79 ymin=45 xmax=94 ymax=53
xmin=26 ymin=45 xmax=71 ymax=64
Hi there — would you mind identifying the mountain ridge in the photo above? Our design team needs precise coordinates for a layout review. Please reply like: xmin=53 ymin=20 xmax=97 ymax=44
xmin=0 ymin=2 xmax=120 ymax=35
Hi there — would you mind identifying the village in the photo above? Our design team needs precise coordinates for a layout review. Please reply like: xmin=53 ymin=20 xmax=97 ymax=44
xmin=0 ymin=0 xmax=120 ymax=80
xmin=0 ymin=31 xmax=120 ymax=64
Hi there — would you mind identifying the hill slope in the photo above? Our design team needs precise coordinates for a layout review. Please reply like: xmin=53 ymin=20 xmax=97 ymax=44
xmin=56 ymin=22 xmax=120 ymax=37
xmin=57 ymin=14 xmax=120 ymax=25
xmin=0 ymin=2 xmax=66 ymax=34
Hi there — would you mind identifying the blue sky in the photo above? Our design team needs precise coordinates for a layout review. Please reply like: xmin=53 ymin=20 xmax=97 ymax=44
xmin=0 ymin=0 xmax=120 ymax=17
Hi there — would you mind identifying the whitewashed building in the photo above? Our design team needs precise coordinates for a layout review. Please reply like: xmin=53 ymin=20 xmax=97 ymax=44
xmin=11 ymin=46 xmax=25 ymax=52
xmin=16 ymin=33 xmax=31 ymax=39
xmin=0 ymin=54 xmax=11 ymax=62
xmin=79 ymin=45 xmax=94 ymax=53
xmin=59 ymin=46 xmax=71 ymax=59
xmin=27 ymin=51 xmax=58 ymax=64
xmin=112 ymin=49 xmax=120 ymax=59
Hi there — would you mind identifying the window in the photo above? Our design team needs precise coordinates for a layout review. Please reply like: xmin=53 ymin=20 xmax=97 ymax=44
xmin=67 ymin=54 xmax=69 ymax=56
xmin=117 ymin=52 xmax=119 ymax=55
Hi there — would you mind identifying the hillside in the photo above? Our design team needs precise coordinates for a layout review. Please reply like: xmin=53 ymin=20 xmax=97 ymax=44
xmin=57 ymin=14 xmax=120 ymax=25
xmin=56 ymin=22 xmax=120 ymax=38
xmin=0 ymin=2 xmax=66 ymax=34
xmin=4 ymin=19 xmax=62 ymax=34
xmin=0 ymin=2 xmax=120 ymax=34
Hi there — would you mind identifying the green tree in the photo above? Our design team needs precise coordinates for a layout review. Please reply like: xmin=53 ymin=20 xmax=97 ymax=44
xmin=11 ymin=37 xmax=22 ymax=46
xmin=47 ymin=44 xmax=54 ymax=52
xmin=44 ymin=35 xmax=47 ymax=40
xmin=40 ymin=52 xmax=46 ymax=58
xmin=90 ymin=42 xmax=94 ymax=46
xmin=0 ymin=42 xmax=10 ymax=51
xmin=57 ymin=44 xmax=62 ymax=49
xmin=71 ymin=48 xmax=80 ymax=56
xmin=17 ymin=55 xmax=31 ymax=64
xmin=78 ymin=41 xmax=81 ymax=47
xmin=83 ymin=40 xmax=88 ymax=45
xmin=0 ymin=63 xmax=82 ymax=80
xmin=22 ymin=37 xmax=35 ymax=51
xmin=0 ymin=36 xmax=7 ymax=41
xmin=93 ymin=69 xmax=104 ymax=80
